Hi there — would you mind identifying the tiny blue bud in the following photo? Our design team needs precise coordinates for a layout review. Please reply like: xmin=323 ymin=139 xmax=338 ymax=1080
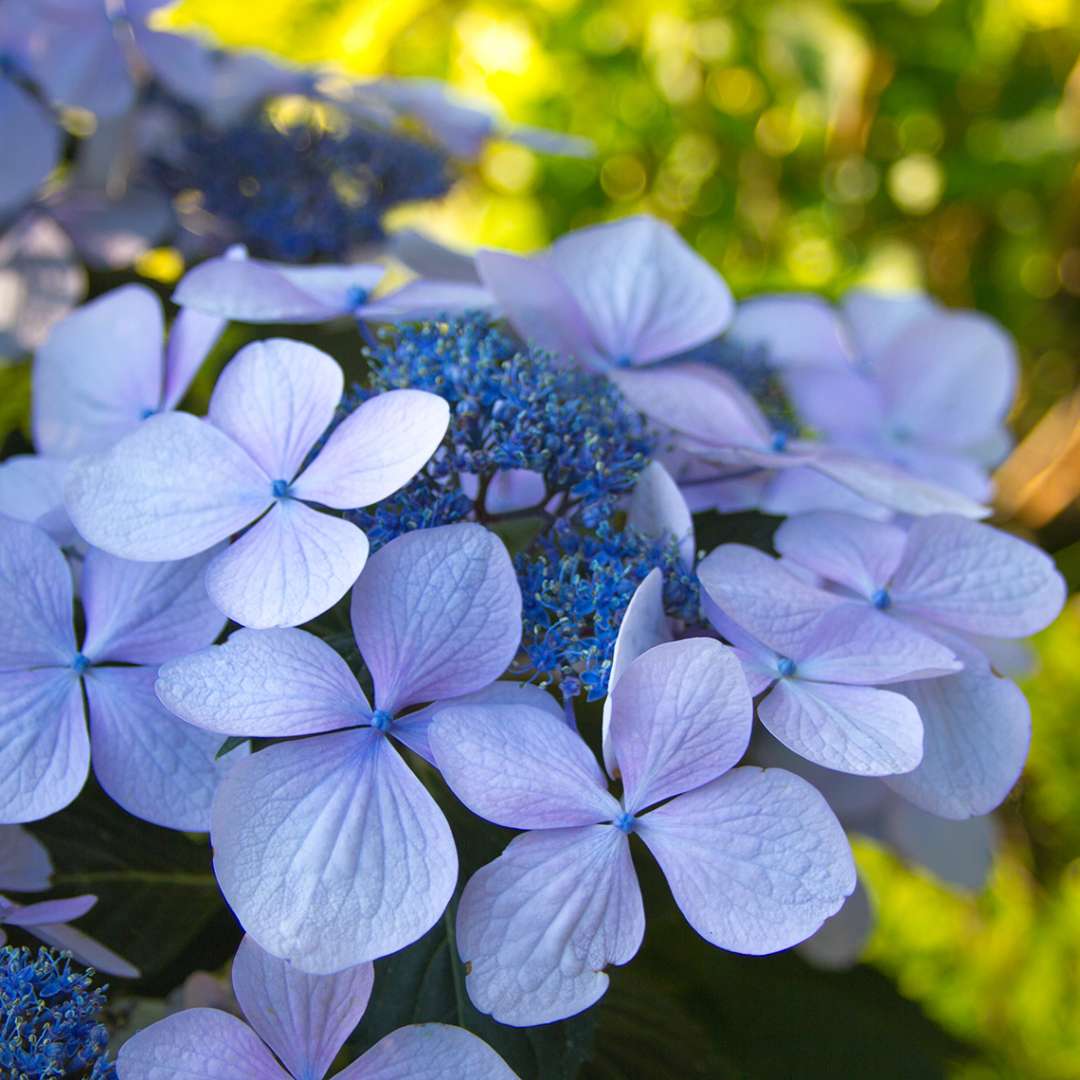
xmin=770 ymin=430 xmax=788 ymax=452
xmin=72 ymin=653 xmax=90 ymax=675
xmin=371 ymin=709 xmax=393 ymax=733
xmin=613 ymin=354 xmax=634 ymax=369
xmin=871 ymin=588 xmax=892 ymax=611
xmin=614 ymin=811 xmax=636 ymax=834
xmin=139 ymin=406 xmax=157 ymax=420
xmin=776 ymin=656 xmax=796 ymax=678
xmin=271 ymin=479 xmax=291 ymax=499
xmin=347 ymin=285 xmax=370 ymax=310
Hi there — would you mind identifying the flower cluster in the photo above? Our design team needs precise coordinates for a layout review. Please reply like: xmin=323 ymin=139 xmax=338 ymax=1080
xmin=0 ymin=202 xmax=1068 ymax=1074
xmin=0 ymin=946 xmax=116 ymax=1079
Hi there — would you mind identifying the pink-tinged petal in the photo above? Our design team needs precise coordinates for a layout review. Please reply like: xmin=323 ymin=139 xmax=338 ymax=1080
xmin=157 ymin=627 xmax=368 ymax=738
xmin=638 ymin=766 xmax=855 ymax=953
xmin=0 ymin=826 xmax=53 ymax=892
xmin=208 ymin=339 xmax=343 ymax=482
xmin=890 ymin=516 xmax=1066 ymax=638
xmin=27 ymin=919 xmax=139 ymax=978
xmin=341 ymin=1024 xmax=518 ymax=1080
xmin=550 ymin=216 xmax=734 ymax=365
xmin=360 ymin=280 xmax=495 ymax=321
xmin=4 ymin=894 xmax=95 ymax=927
xmin=64 ymin=412 xmax=271 ymax=561
xmin=601 ymin=569 xmax=671 ymax=777
xmin=397 ymin=682 xmax=564 ymax=766
xmin=0 ymin=455 xmax=73 ymax=544
xmin=758 ymin=680 xmax=923 ymax=777
xmin=729 ymin=295 xmax=853 ymax=369
xmin=885 ymin=645 xmax=1030 ymax=819
xmin=204 ymin=501 xmax=369 ymax=629
xmin=696 ymin=544 xmax=840 ymax=657
xmin=804 ymin=448 xmax=989 ymax=519
xmin=798 ymin=876 xmax=873 ymax=971
xmin=0 ymin=81 xmax=60 ymax=217
xmin=781 ymin=368 xmax=883 ymax=441
xmin=610 ymin=639 xmax=752 ymax=812
xmin=0 ymin=212 xmax=85 ymax=358
xmin=231 ymin=935 xmax=374 ymax=1080
xmin=612 ymin=364 xmax=771 ymax=450
xmin=840 ymin=289 xmax=937 ymax=360
xmin=475 ymin=249 xmax=597 ymax=363
xmin=794 ymin=604 xmax=960 ymax=685
xmin=212 ymin=730 xmax=457 ymax=972
xmin=351 ymin=524 xmax=522 ymax=713
xmin=0 ymin=669 xmax=87 ymax=824
xmin=457 ymin=825 xmax=643 ymax=1026
xmin=773 ymin=511 xmax=906 ymax=598
xmin=293 ymin=389 xmax=449 ymax=510
xmin=162 ymin=307 xmax=226 ymax=409
xmin=80 ymin=547 xmax=225 ymax=665
xmin=884 ymin=798 xmax=996 ymax=890
xmin=875 ymin=311 xmax=1017 ymax=449
xmin=0 ymin=515 xmax=76 ymax=668
xmin=86 ymin=666 xmax=232 ymax=832
xmin=33 ymin=285 xmax=164 ymax=458
xmin=117 ymin=1009 xmax=290 ymax=1079
xmin=627 ymin=461 xmax=694 ymax=567
xmin=431 ymin=704 xmax=620 ymax=829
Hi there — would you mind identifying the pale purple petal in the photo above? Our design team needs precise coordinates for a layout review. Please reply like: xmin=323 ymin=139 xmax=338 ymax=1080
xmin=759 ymin=467 xmax=893 ymax=522
xmin=482 ymin=469 xmax=547 ymax=515
xmin=231 ymin=935 xmax=374 ymax=1080
xmin=86 ymin=666 xmax=231 ymax=831
xmin=475 ymin=248 xmax=597 ymax=362
xmin=162 ymin=307 xmax=226 ymax=409
xmin=601 ymin=569 xmax=671 ymax=777
xmin=885 ymin=644 xmax=1030 ymax=819
xmin=758 ymin=680 xmax=923 ymax=776
xmin=729 ymin=295 xmax=853 ymax=368
xmin=33 ymin=284 xmax=164 ymax=458
xmin=64 ymin=412 xmax=271 ymax=561
xmin=342 ymin=1024 xmax=518 ymax=1080
xmin=626 ymin=461 xmax=694 ymax=568
xmin=389 ymin=230 xmax=482 ymax=283
xmin=0 ymin=669 xmax=87 ymax=824
xmin=293 ymin=390 xmax=449 ymax=510
xmin=780 ymin=368 xmax=883 ymax=441
xmin=29 ymin=919 xmax=139 ymax=978
xmin=359 ymin=280 xmax=495 ymax=321
xmin=890 ymin=516 xmax=1066 ymax=638
xmin=350 ymin=524 xmax=521 ymax=713
xmin=798 ymin=876 xmax=873 ymax=971
xmin=0 ymin=80 xmax=60 ymax=217
xmin=637 ymin=766 xmax=855 ymax=953
xmin=0 ymin=826 xmax=53 ymax=892
xmin=135 ymin=28 xmax=219 ymax=106
xmin=457 ymin=826 xmax=643 ymax=1026
xmin=211 ymin=730 xmax=457 ymax=972
xmin=549 ymin=216 xmax=734 ymax=365
xmin=30 ymin=13 xmax=133 ymax=117
xmin=773 ymin=511 xmax=907 ymax=598
xmin=0 ymin=515 xmax=76 ymax=668
xmin=4 ymin=894 xmax=96 ymax=927
xmin=275 ymin=265 xmax=385 ymax=313
xmin=0 ymin=456 xmax=73 ymax=543
xmin=431 ymin=704 xmax=621 ymax=828
xmin=610 ymin=639 xmax=752 ymax=813
xmin=884 ymin=798 xmax=996 ymax=890
xmin=840 ymin=289 xmax=936 ymax=360
xmin=117 ymin=1009 xmax=290 ymax=1079
xmin=208 ymin=340 xmax=344 ymax=482
xmin=157 ymin=627 xmax=369 ymax=738
xmin=204 ymin=501 xmax=369 ymax=629
xmin=80 ymin=547 xmax=225 ymax=665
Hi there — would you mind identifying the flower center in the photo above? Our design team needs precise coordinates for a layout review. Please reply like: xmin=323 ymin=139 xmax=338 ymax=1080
xmin=871 ymin=588 xmax=892 ymax=611
xmin=770 ymin=430 xmax=788 ymax=452
xmin=371 ymin=709 xmax=393 ymax=733
xmin=613 ymin=353 xmax=633 ymax=368
xmin=346 ymin=285 xmax=370 ymax=311
xmin=271 ymin=479 xmax=292 ymax=499
xmin=72 ymin=653 xmax=90 ymax=675
xmin=614 ymin=811 xmax=636 ymax=834
xmin=776 ymin=656 xmax=796 ymax=678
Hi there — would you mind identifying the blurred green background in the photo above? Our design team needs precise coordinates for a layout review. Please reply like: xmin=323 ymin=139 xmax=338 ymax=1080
xmin=161 ymin=1 xmax=1080 ymax=1076
xmin=0 ymin=0 xmax=1067 ymax=1074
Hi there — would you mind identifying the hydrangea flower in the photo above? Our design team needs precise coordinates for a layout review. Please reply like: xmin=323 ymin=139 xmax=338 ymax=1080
xmin=64 ymin=338 xmax=449 ymax=627
xmin=0 ymin=515 xmax=229 ymax=829
xmin=430 ymin=637 xmax=855 ymax=1025
xmin=612 ymin=361 xmax=988 ymax=519
xmin=0 ymin=826 xmax=137 ymax=977
xmin=771 ymin=511 xmax=1066 ymax=817
xmin=698 ymin=542 xmax=962 ymax=777
xmin=476 ymin=216 xmax=734 ymax=371
xmin=155 ymin=524 xmax=522 ymax=972
xmin=0 ymin=945 xmax=118 ymax=1079
xmin=0 ymin=455 xmax=74 ymax=545
xmin=173 ymin=247 xmax=492 ymax=324
xmin=730 ymin=290 xmax=1017 ymax=501
xmin=0 ymin=45 xmax=59 ymax=219
xmin=33 ymin=283 xmax=225 ymax=458
xmin=118 ymin=935 xmax=517 ymax=1079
